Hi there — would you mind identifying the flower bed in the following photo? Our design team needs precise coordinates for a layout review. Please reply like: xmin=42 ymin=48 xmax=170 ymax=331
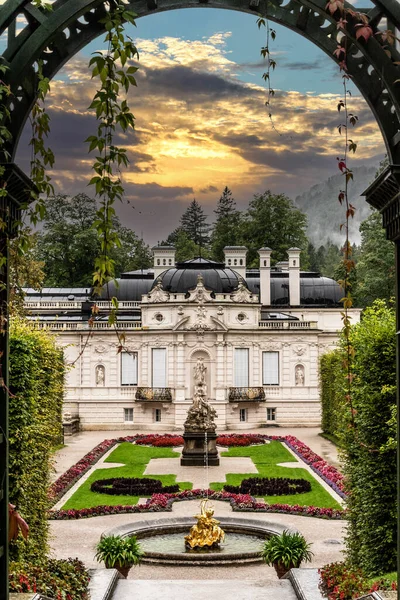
xmin=135 ymin=434 xmax=184 ymax=447
xmin=9 ymin=558 xmax=90 ymax=599
xmin=224 ymin=476 xmax=311 ymax=496
xmin=91 ymin=477 xmax=179 ymax=495
xmin=319 ymin=561 xmax=397 ymax=599
xmin=49 ymin=488 xmax=345 ymax=520
xmin=282 ymin=435 xmax=345 ymax=498
xmin=49 ymin=433 xmax=346 ymax=511
xmin=216 ymin=433 xmax=266 ymax=446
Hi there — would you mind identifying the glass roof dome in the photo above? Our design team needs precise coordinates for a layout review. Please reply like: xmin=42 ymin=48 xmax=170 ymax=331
xmin=151 ymin=257 xmax=247 ymax=295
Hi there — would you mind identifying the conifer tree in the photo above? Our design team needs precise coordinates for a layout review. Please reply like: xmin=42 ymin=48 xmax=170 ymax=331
xmin=180 ymin=199 xmax=211 ymax=250
xmin=210 ymin=187 xmax=242 ymax=262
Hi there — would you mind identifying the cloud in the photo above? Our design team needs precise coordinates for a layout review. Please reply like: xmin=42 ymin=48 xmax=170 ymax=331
xmin=14 ymin=31 xmax=385 ymax=244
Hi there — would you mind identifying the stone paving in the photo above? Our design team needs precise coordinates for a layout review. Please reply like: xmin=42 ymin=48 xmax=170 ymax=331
xmin=144 ymin=453 xmax=258 ymax=489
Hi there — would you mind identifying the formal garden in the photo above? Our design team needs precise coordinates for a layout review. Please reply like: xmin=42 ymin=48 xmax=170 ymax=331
xmin=2 ymin=0 xmax=400 ymax=598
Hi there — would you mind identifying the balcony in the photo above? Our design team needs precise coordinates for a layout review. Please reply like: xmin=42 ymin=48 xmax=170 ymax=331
xmin=258 ymin=320 xmax=317 ymax=329
xmin=228 ymin=387 xmax=266 ymax=402
xmin=135 ymin=387 xmax=173 ymax=402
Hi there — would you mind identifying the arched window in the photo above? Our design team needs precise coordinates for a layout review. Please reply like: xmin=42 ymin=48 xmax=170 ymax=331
xmin=163 ymin=258 xmax=166 ymax=265
xmin=234 ymin=259 xmax=237 ymax=265
xmin=157 ymin=259 xmax=160 ymax=265
xmin=239 ymin=259 xmax=243 ymax=265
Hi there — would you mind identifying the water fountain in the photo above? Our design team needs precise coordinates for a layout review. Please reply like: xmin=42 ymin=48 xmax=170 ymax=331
xmin=180 ymin=357 xmax=219 ymax=466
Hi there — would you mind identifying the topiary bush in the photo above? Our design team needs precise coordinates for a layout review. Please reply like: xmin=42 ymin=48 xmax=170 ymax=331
xmin=9 ymin=318 xmax=65 ymax=562
xmin=224 ymin=477 xmax=311 ymax=496
xmin=91 ymin=477 xmax=179 ymax=495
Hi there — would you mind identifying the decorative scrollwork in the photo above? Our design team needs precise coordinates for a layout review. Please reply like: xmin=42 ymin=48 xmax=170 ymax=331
xmin=135 ymin=387 xmax=172 ymax=402
xmin=228 ymin=387 xmax=266 ymax=402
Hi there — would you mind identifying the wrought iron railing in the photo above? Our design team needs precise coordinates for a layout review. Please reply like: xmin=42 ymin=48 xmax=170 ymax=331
xmin=228 ymin=387 xmax=266 ymax=402
xmin=135 ymin=387 xmax=172 ymax=402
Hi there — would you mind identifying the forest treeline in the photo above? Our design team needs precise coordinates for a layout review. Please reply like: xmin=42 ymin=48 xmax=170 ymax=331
xmin=16 ymin=184 xmax=394 ymax=309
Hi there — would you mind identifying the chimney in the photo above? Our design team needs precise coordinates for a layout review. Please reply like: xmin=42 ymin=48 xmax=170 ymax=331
xmin=223 ymin=246 xmax=247 ymax=279
xmin=288 ymin=248 xmax=301 ymax=306
xmin=258 ymin=247 xmax=272 ymax=306
xmin=152 ymin=245 xmax=176 ymax=279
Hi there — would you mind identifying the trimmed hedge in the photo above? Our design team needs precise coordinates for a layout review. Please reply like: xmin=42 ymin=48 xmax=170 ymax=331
xmin=91 ymin=477 xmax=179 ymax=495
xmin=320 ymin=301 xmax=396 ymax=576
xmin=224 ymin=477 xmax=311 ymax=496
xmin=9 ymin=319 xmax=65 ymax=562
xmin=320 ymin=350 xmax=344 ymax=439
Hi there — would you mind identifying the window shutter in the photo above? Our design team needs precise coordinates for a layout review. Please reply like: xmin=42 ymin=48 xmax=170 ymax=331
xmin=121 ymin=352 xmax=138 ymax=385
xmin=152 ymin=348 xmax=167 ymax=387
xmin=263 ymin=352 xmax=279 ymax=385
xmin=234 ymin=348 xmax=249 ymax=387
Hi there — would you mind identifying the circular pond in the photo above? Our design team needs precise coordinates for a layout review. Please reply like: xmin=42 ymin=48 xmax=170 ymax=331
xmin=103 ymin=516 xmax=296 ymax=565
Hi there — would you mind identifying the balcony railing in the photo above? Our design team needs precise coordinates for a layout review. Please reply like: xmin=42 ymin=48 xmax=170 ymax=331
xmin=135 ymin=387 xmax=173 ymax=402
xmin=228 ymin=387 xmax=266 ymax=402
xmin=259 ymin=321 xmax=317 ymax=329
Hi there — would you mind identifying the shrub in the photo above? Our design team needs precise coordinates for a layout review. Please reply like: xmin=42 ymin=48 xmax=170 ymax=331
xmin=9 ymin=558 xmax=90 ymax=599
xmin=91 ymin=477 xmax=179 ymax=495
xmin=95 ymin=535 xmax=144 ymax=568
xmin=320 ymin=350 xmax=344 ymax=438
xmin=9 ymin=319 xmax=65 ymax=562
xmin=319 ymin=561 xmax=398 ymax=599
xmin=224 ymin=477 xmax=311 ymax=496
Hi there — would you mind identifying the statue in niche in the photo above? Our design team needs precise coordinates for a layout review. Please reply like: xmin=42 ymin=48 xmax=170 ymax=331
xmin=295 ymin=364 xmax=305 ymax=386
xmin=194 ymin=357 xmax=207 ymax=386
xmin=96 ymin=365 xmax=105 ymax=386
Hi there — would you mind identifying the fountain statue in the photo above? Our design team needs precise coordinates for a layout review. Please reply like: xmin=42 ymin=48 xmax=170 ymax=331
xmin=185 ymin=499 xmax=225 ymax=549
xmin=180 ymin=358 xmax=220 ymax=466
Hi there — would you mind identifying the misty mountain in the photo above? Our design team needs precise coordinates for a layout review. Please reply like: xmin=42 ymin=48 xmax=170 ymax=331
xmin=294 ymin=165 xmax=378 ymax=247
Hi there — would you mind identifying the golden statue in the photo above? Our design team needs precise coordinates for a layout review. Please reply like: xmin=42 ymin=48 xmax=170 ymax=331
xmin=185 ymin=499 xmax=225 ymax=549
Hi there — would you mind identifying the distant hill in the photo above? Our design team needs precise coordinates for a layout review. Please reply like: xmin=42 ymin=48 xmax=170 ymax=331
xmin=294 ymin=165 xmax=378 ymax=247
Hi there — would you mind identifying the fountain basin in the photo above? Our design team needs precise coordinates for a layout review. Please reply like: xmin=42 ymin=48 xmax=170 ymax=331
xmin=103 ymin=517 xmax=297 ymax=565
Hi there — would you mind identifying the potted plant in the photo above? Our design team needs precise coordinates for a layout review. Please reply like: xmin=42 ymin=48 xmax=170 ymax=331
xmin=260 ymin=530 xmax=313 ymax=579
xmin=95 ymin=534 xmax=144 ymax=578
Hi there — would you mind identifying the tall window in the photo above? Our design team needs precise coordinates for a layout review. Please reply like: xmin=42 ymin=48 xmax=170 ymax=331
xmin=152 ymin=348 xmax=167 ymax=387
xmin=239 ymin=408 xmax=247 ymax=422
xmin=267 ymin=407 xmax=276 ymax=421
xmin=234 ymin=348 xmax=249 ymax=387
xmin=262 ymin=351 xmax=279 ymax=385
xmin=154 ymin=408 xmax=162 ymax=422
xmin=124 ymin=408 xmax=133 ymax=422
xmin=121 ymin=352 xmax=138 ymax=386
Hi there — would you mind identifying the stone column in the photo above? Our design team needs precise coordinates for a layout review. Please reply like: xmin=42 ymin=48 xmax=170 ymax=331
xmin=288 ymin=248 xmax=301 ymax=307
xmin=258 ymin=247 xmax=272 ymax=306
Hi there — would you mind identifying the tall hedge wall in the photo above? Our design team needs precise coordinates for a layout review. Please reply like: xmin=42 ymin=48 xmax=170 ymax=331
xmin=9 ymin=319 xmax=65 ymax=562
xmin=320 ymin=349 xmax=344 ymax=438
xmin=321 ymin=301 xmax=396 ymax=575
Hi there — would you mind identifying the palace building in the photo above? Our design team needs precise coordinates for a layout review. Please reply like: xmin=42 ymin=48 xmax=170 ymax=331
xmin=24 ymin=246 xmax=360 ymax=431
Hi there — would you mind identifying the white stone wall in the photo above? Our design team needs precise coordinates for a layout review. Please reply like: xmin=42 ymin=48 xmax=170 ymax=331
xmin=55 ymin=299 xmax=360 ymax=430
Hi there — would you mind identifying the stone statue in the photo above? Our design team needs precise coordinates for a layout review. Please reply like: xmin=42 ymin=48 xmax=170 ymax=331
xmin=184 ymin=389 xmax=217 ymax=432
xmin=148 ymin=278 xmax=169 ymax=303
xmin=194 ymin=357 xmax=207 ymax=386
xmin=295 ymin=364 xmax=305 ymax=386
xmin=96 ymin=365 xmax=105 ymax=386
xmin=185 ymin=499 xmax=225 ymax=549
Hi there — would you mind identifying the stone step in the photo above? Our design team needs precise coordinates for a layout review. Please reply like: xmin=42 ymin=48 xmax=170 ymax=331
xmin=111 ymin=579 xmax=298 ymax=600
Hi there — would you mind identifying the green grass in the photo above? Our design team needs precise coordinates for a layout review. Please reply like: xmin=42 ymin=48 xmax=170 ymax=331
xmin=62 ymin=442 xmax=192 ymax=510
xmin=209 ymin=441 xmax=342 ymax=510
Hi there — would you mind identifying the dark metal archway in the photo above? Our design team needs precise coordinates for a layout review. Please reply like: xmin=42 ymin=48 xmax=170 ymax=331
xmin=0 ymin=1 xmax=400 ymax=599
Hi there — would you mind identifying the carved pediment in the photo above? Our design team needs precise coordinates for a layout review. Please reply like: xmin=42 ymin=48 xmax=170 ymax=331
xmin=230 ymin=282 xmax=255 ymax=303
xmin=147 ymin=278 xmax=169 ymax=303
xmin=186 ymin=274 xmax=214 ymax=303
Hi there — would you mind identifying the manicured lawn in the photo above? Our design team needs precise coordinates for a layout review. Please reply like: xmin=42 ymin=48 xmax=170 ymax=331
xmin=62 ymin=442 xmax=192 ymax=510
xmin=210 ymin=441 xmax=342 ymax=510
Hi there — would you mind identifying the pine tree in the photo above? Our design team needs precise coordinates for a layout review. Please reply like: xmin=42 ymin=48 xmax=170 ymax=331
xmin=210 ymin=187 xmax=242 ymax=262
xmin=180 ymin=199 xmax=211 ymax=250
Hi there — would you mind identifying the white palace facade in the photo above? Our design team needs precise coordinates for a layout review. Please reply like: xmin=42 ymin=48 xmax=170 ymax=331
xmin=24 ymin=246 xmax=361 ymax=431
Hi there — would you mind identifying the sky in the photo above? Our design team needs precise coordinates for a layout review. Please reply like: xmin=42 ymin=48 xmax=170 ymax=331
xmin=9 ymin=3 xmax=385 ymax=245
